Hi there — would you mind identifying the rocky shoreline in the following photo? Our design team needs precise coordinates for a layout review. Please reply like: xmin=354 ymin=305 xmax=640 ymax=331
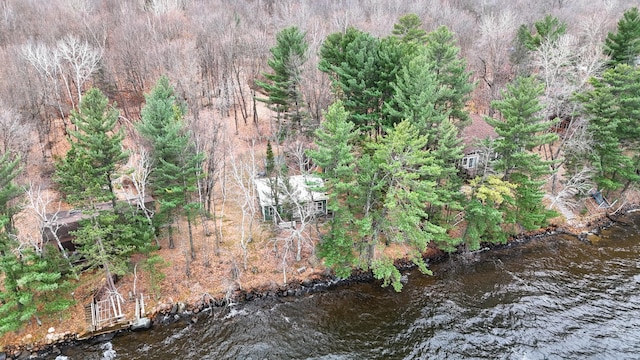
xmin=1 ymin=205 xmax=637 ymax=360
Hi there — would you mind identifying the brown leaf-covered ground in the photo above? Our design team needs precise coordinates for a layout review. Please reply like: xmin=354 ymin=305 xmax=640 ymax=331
xmin=0 ymin=107 xmax=331 ymax=350
xmin=2 ymin=105 xmax=636 ymax=350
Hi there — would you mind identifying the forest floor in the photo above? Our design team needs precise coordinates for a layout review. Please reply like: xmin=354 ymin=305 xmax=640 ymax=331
xmin=0 ymin=105 xmax=333 ymax=351
xmin=1 ymin=105 xmax=639 ymax=353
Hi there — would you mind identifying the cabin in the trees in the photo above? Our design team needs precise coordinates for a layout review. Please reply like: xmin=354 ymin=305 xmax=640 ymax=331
xmin=254 ymin=174 xmax=328 ymax=222
xmin=460 ymin=114 xmax=498 ymax=178
xmin=42 ymin=195 xmax=155 ymax=252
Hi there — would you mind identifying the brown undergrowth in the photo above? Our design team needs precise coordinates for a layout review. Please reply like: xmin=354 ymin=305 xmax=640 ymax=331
xmin=2 ymin=104 xmax=639 ymax=352
xmin=0 ymin=106 xmax=330 ymax=350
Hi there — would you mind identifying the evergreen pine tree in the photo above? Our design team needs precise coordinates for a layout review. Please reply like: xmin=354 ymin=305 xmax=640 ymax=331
xmin=512 ymin=15 xmax=568 ymax=74
xmin=307 ymin=102 xmax=360 ymax=277
xmin=265 ymin=140 xmax=275 ymax=176
xmin=54 ymin=88 xmax=152 ymax=292
xmin=385 ymin=50 xmax=448 ymax=140
xmin=430 ymin=118 xmax=465 ymax=221
xmin=263 ymin=139 xmax=282 ymax=220
xmin=604 ymin=7 xmax=640 ymax=67
xmin=367 ymin=120 xmax=447 ymax=291
xmin=72 ymin=207 xmax=151 ymax=279
xmin=0 ymin=244 xmax=72 ymax=335
xmin=391 ymin=13 xmax=427 ymax=45
xmin=138 ymin=76 xmax=204 ymax=256
xmin=138 ymin=75 xmax=186 ymax=248
xmin=518 ymin=15 xmax=568 ymax=51
xmin=0 ymin=157 xmax=73 ymax=335
xmin=55 ymin=88 xmax=128 ymax=208
xmin=319 ymin=28 xmax=381 ymax=134
xmin=0 ymin=153 xmax=21 ymax=234
xmin=578 ymin=64 xmax=640 ymax=192
xmin=319 ymin=28 xmax=403 ymax=135
xmin=486 ymin=76 xmax=558 ymax=230
xmin=384 ymin=46 xmax=466 ymax=224
xmin=423 ymin=26 xmax=475 ymax=126
xmin=255 ymin=26 xmax=309 ymax=132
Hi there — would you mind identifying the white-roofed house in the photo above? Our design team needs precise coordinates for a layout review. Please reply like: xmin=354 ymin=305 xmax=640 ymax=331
xmin=254 ymin=174 xmax=328 ymax=222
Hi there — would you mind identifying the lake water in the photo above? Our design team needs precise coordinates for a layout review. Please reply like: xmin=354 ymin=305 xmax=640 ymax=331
xmin=51 ymin=214 xmax=640 ymax=359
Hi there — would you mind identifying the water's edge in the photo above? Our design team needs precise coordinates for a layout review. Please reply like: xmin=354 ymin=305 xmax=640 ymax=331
xmin=2 ymin=207 xmax=629 ymax=359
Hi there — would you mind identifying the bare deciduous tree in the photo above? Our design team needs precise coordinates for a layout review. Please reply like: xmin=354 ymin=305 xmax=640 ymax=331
xmin=284 ymin=137 xmax=312 ymax=174
xmin=23 ymin=183 xmax=77 ymax=274
xmin=21 ymin=35 xmax=102 ymax=134
xmin=143 ymin=0 xmax=185 ymax=15
xmin=21 ymin=41 xmax=67 ymax=124
xmin=123 ymin=146 xmax=158 ymax=247
xmin=56 ymin=35 xmax=103 ymax=110
xmin=547 ymin=167 xmax=594 ymax=211
xmin=533 ymin=31 xmax=606 ymax=195
xmin=475 ymin=10 xmax=520 ymax=114
xmin=269 ymin=174 xmax=321 ymax=285
xmin=229 ymin=137 xmax=258 ymax=271
xmin=188 ymin=112 xmax=223 ymax=264
xmin=0 ymin=105 xmax=33 ymax=160
xmin=300 ymin=21 xmax=332 ymax=128
xmin=534 ymin=33 xmax=605 ymax=122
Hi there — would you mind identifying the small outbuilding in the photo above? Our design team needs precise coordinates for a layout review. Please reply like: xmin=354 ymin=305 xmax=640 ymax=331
xmin=42 ymin=195 xmax=155 ymax=252
xmin=254 ymin=174 xmax=328 ymax=222
xmin=460 ymin=114 xmax=498 ymax=178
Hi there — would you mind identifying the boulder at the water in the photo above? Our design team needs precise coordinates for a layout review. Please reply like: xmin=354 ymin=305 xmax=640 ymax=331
xmin=131 ymin=317 xmax=152 ymax=331
xmin=400 ymin=274 xmax=409 ymax=285
xmin=586 ymin=232 xmax=601 ymax=244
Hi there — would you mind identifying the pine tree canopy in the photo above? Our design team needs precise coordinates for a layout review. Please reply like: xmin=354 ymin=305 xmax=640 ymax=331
xmin=319 ymin=28 xmax=403 ymax=135
xmin=0 ymin=153 xmax=21 ymax=233
xmin=486 ymin=76 xmax=557 ymax=231
xmin=255 ymin=26 xmax=308 ymax=129
xmin=55 ymin=87 xmax=127 ymax=206
xmin=423 ymin=26 xmax=475 ymax=126
xmin=138 ymin=76 xmax=204 ymax=250
xmin=518 ymin=15 xmax=568 ymax=51
xmin=579 ymin=64 xmax=640 ymax=191
xmin=486 ymin=76 xmax=557 ymax=179
xmin=391 ymin=13 xmax=427 ymax=45
xmin=604 ymin=7 xmax=640 ymax=67
xmin=0 ymin=241 xmax=72 ymax=335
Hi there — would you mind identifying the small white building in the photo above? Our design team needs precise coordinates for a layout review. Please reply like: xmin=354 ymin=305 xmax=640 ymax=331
xmin=254 ymin=174 xmax=328 ymax=222
xmin=460 ymin=114 xmax=498 ymax=177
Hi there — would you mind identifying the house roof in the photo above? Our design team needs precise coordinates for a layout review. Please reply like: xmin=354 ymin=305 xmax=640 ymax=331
xmin=461 ymin=114 xmax=498 ymax=154
xmin=45 ymin=194 xmax=155 ymax=226
xmin=254 ymin=175 xmax=328 ymax=208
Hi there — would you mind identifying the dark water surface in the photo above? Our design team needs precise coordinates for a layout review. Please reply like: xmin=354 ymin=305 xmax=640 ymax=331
xmin=55 ymin=214 xmax=640 ymax=359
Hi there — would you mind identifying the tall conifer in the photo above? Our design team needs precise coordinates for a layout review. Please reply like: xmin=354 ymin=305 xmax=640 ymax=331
xmin=604 ymin=7 xmax=640 ymax=67
xmin=54 ymin=88 xmax=151 ymax=291
xmin=307 ymin=102 xmax=359 ymax=277
xmin=578 ymin=64 xmax=640 ymax=193
xmin=391 ymin=13 xmax=427 ymax=45
xmin=138 ymin=76 xmax=204 ymax=259
xmin=319 ymin=28 xmax=403 ymax=135
xmin=55 ymin=88 xmax=128 ymax=208
xmin=256 ymin=26 xmax=309 ymax=132
xmin=0 ymin=155 xmax=73 ymax=335
xmin=423 ymin=26 xmax=475 ymax=126
xmin=486 ymin=76 xmax=557 ymax=230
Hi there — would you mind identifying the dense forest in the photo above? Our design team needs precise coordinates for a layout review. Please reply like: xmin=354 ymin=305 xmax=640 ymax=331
xmin=0 ymin=0 xmax=639 ymax=340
